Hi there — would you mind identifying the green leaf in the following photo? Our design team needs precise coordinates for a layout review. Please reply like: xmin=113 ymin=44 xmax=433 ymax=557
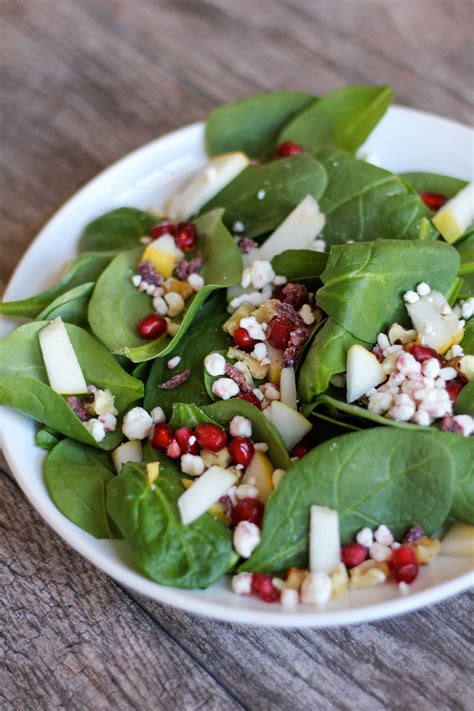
xmin=45 ymin=438 xmax=119 ymax=538
xmin=317 ymin=239 xmax=460 ymax=343
xmin=106 ymin=461 xmax=233 ymax=589
xmin=279 ymin=85 xmax=393 ymax=153
xmin=36 ymin=426 xmax=62 ymax=451
xmin=206 ymin=90 xmax=315 ymax=160
xmin=202 ymin=156 xmax=327 ymax=240
xmin=0 ymin=253 xmax=112 ymax=318
xmin=79 ymin=207 xmax=158 ymax=253
xmin=456 ymin=233 xmax=474 ymax=298
xmin=241 ymin=428 xmax=454 ymax=574
xmin=461 ymin=319 xmax=474 ymax=354
xmin=400 ymin=172 xmax=468 ymax=199
xmin=318 ymin=148 xmax=437 ymax=246
xmin=454 ymin=382 xmax=474 ymax=416
xmin=88 ymin=209 xmax=242 ymax=363
xmin=35 ymin=282 xmax=95 ymax=326
xmin=443 ymin=433 xmax=474 ymax=525
xmin=169 ymin=403 xmax=216 ymax=430
xmin=271 ymin=249 xmax=328 ymax=282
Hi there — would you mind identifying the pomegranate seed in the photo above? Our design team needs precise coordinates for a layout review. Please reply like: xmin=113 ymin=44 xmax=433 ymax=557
xmin=233 ymin=326 xmax=258 ymax=352
xmin=166 ymin=439 xmax=182 ymax=459
xmin=409 ymin=344 xmax=445 ymax=365
xmin=175 ymin=222 xmax=197 ymax=252
xmin=194 ymin=422 xmax=227 ymax=452
xmin=290 ymin=435 xmax=313 ymax=459
xmin=151 ymin=221 xmax=175 ymax=238
xmin=251 ymin=573 xmax=280 ymax=603
xmin=420 ymin=192 xmax=447 ymax=211
xmin=150 ymin=422 xmax=173 ymax=451
xmin=174 ymin=427 xmax=200 ymax=455
xmin=389 ymin=545 xmax=419 ymax=584
xmin=138 ymin=313 xmax=168 ymax=340
xmin=228 ymin=436 xmax=255 ymax=467
xmin=232 ymin=498 xmax=264 ymax=527
xmin=445 ymin=378 xmax=465 ymax=403
xmin=266 ymin=317 xmax=293 ymax=350
xmin=341 ymin=543 xmax=368 ymax=569
xmin=395 ymin=563 xmax=419 ymax=584
xmin=276 ymin=141 xmax=305 ymax=158
xmin=238 ymin=391 xmax=262 ymax=409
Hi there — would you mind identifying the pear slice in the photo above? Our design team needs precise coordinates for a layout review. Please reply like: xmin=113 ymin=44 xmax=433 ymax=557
xmin=440 ymin=522 xmax=474 ymax=557
xmin=433 ymin=182 xmax=474 ymax=244
xmin=346 ymin=344 xmax=386 ymax=403
xmin=309 ymin=505 xmax=341 ymax=574
xmin=241 ymin=451 xmax=274 ymax=502
xmin=266 ymin=345 xmax=284 ymax=386
xmin=38 ymin=317 xmax=88 ymax=395
xmin=141 ymin=234 xmax=184 ymax=279
xmin=280 ymin=367 xmax=298 ymax=410
xmin=178 ymin=466 xmax=237 ymax=525
xmin=258 ymin=195 xmax=325 ymax=262
xmin=165 ymin=152 xmax=250 ymax=221
xmin=267 ymin=400 xmax=312 ymax=450
xmin=406 ymin=290 xmax=464 ymax=354
xmin=112 ymin=440 xmax=143 ymax=473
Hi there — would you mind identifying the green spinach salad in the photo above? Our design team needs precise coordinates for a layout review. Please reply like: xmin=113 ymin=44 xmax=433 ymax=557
xmin=1 ymin=85 xmax=473 ymax=607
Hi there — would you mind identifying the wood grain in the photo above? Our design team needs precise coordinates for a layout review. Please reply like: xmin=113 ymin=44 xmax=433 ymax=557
xmin=1 ymin=0 xmax=473 ymax=708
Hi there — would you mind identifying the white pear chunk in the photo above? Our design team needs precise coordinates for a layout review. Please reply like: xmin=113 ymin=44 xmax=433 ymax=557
xmin=112 ymin=440 xmax=143 ymax=473
xmin=346 ymin=344 xmax=386 ymax=403
xmin=267 ymin=400 xmax=312 ymax=450
xmin=178 ymin=466 xmax=238 ymax=525
xmin=266 ymin=344 xmax=284 ymax=386
xmin=440 ymin=522 xmax=474 ymax=558
xmin=258 ymin=195 xmax=326 ymax=262
xmin=165 ymin=152 xmax=250 ymax=221
xmin=406 ymin=290 xmax=464 ymax=353
xmin=241 ymin=451 xmax=274 ymax=502
xmin=433 ymin=182 xmax=474 ymax=244
xmin=459 ymin=355 xmax=474 ymax=381
xmin=280 ymin=367 xmax=298 ymax=410
xmin=38 ymin=317 xmax=88 ymax=394
xmin=309 ymin=505 xmax=341 ymax=574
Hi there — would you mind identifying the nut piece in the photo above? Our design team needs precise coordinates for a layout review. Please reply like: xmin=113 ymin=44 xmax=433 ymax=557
xmin=223 ymin=304 xmax=254 ymax=336
xmin=413 ymin=537 xmax=440 ymax=564
xmin=164 ymin=277 xmax=194 ymax=301
xmin=284 ymin=567 xmax=308 ymax=591
xmin=349 ymin=560 xmax=389 ymax=589
xmin=227 ymin=347 xmax=269 ymax=379
xmin=331 ymin=563 xmax=349 ymax=599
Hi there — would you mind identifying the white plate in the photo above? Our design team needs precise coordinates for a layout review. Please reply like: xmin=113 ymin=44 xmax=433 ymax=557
xmin=1 ymin=106 xmax=473 ymax=627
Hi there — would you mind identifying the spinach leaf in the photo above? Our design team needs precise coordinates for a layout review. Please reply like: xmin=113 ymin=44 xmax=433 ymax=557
xmin=35 ymin=282 xmax=95 ymax=326
xmin=461 ymin=319 xmax=474 ymax=354
xmin=79 ymin=207 xmax=158 ymax=253
xmin=271 ymin=249 xmax=328 ymax=282
xmin=443 ymin=433 xmax=474 ymax=525
xmin=0 ymin=253 xmax=112 ymax=318
xmin=144 ymin=293 xmax=231 ymax=415
xmin=400 ymin=172 xmax=467 ymax=199
xmin=88 ymin=209 xmax=242 ymax=363
xmin=36 ymin=426 xmax=62 ymax=451
xmin=456 ymin=233 xmax=474 ymax=298
xmin=206 ymin=90 xmax=315 ymax=160
xmin=202 ymin=156 xmax=327 ymax=240
xmin=241 ymin=428 xmax=454 ymax=574
xmin=318 ymin=148 xmax=437 ymax=246
xmin=279 ymin=85 xmax=393 ymax=154
xmin=454 ymin=382 xmax=474 ymax=416
xmin=0 ymin=321 xmax=143 ymax=449
xmin=106 ymin=461 xmax=233 ymax=589
xmin=169 ymin=403 xmax=216 ymax=430
xmin=45 ymin=438 xmax=119 ymax=538
xmin=317 ymin=239 xmax=460 ymax=343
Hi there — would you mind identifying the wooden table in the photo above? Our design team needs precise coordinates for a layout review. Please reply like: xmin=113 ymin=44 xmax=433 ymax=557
xmin=1 ymin=1 xmax=473 ymax=708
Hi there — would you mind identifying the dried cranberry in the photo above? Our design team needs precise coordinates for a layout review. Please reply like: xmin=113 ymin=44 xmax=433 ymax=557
xmin=420 ymin=192 xmax=447 ymax=211
xmin=150 ymin=422 xmax=174 ymax=451
xmin=138 ymin=313 xmax=168 ymax=340
xmin=409 ymin=344 xmax=445 ymax=365
xmin=233 ymin=326 xmax=258 ymax=352
xmin=151 ymin=221 xmax=175 ymax=238
xmin=276 ymin=141 xmax=305 ymax=158
xmin=251 ymin=573 xmax=280 ymax=602
xmin=403 ymin=525 xmax=424 ymax=544
xmin=228 ymin=436 xmax=254 ymax=468
xmin=175 ymin=222 xmax=197 ymax=252
xmin=445 ymin=378 xmax=465 ymax=403
xmin=194 ymin=422 xmax=227 ymax=452
xmin=238 ymin=391 xmax=262 ymax=409
xmin=232 ymin=498 xmax=264 ymax=527
xmin=266 ymin=317 xmax=293 ymax=350
xmin=174 ymin=427 xmax=200 ymax=455
xmin=390 ymin=545 xmax=418 ymax=583
xmin=341 ymin=543 xmax=368 ymax=569
xmin=290 ymin=435 xmax=313 ymax=459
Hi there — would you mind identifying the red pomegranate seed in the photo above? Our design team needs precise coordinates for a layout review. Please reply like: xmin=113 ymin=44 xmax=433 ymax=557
xmin=174 ymin=427 xmax=200 ymax=455
xmin=290 ymin=435 xmax=313 ymax=459
xmin=138 ymin=313 xmax=168 ymax=340
xmin=175 ymin=222 xmax=197 ymax=252
xmin=389 ymin=545 xmax=419 ymax=585
xmin=151 ymin=221 xmax=175 ymax=238
xmin=238 ymin=391 xmax=262 ymax=409
xmin=420 ymin=192 xmax=447 ymax=211
xmin=232 ymin=498 xmax=264 ymax=527
xmin=409 ymin=344 xmax=445 ymax=365
xmin=276 ymin=141 xmax=305 ymax=158
xmin=194 ymin=422 xmax=227 ymax=452
xmin=233 ymin=326 xmax=258 ymax=352
xmin=445 ymin=378 xmax=465 ymax=403
xmin=266 ymin=317 xmax=293 ymax=350
xmin=166 ymin=439 xmax=182 ymax=459
xmin=251 ymin=573 xmax=280 ymax=603
xmin=341 ymin=543 xmax=368 ymax=569
xmin=150 ymin=422 xmax=174 ymax=451
xmin=394 ymin=563 xmax=419 ymax=584
xmin=228 ymin=436 xmax=255 ymax=468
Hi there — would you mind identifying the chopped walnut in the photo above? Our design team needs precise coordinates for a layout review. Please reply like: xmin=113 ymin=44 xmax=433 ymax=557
xmin=284 ymin=567 xmax=308 ymax=591
xmin=163 ymin=277 xmax=194 ymax=301
xmin=227 ymin=347 xmax=269 ymax=380
xmin=349 ymin=560 xmax=389 ymax=589
xmin=413 ymin=537 xmax=440 ymax=564
xmin=331 ymin=563 xmax=349 ymax=599
xmin=223 ymin=304 xmax=254 ymax=336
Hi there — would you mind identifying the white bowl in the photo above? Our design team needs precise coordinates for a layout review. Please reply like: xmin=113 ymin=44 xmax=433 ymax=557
xmin=1 ymin=106 xmax=473 ymax=627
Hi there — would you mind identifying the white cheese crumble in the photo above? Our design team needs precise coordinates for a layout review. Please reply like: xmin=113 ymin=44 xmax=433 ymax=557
xmin=153 ymin=295 xmax=168 ymax=315
xmin=167 ymin=356 xmax=181 ymax=370
xmin=300 ymin=571 xmax=332 ymax=606
xmin=241 ymin=260 xmax=276 ymax=290
xmin=233 ymin=521 xmax=261 ymax=558
xmin=299 ymin=304 xmax=315 ymax=325
xmin=212 ymin=377 xmax=240 ymax=400
xmin=229 ymin=415 xmax=252 ymax=438
xmin=251 ymin=342 xmax=268 ymax=362
xmin=84 ymin=418 xmax=106 ymax=443
xmin=416 ymin=282 xmax=431 ymax=296
xmin=150 ymin=406 xmax=166 ymax=423
xmin=180 ymin=454 xmax=205 ymax=477
xmin=257 ymin=189 xmax=266 ymax=200
xmin=374 ymin=524 xmax=394 ymax=546
xmin=187 ymin=273 xmax=205 ymax=291
xmin=231 ymin=572 xmax=252 ymax=595
xmin=122 ymin=407 xmax=153 ymax=440
xmin=204 ymin=352 xmax=226 ymax=376
xmin=403 ymin=290 xmax=419 ymax=304
xmin=356 ymin=527 xmax=374 ymax=547
xmin=280 ymin=587 xmax=299 ymax=607
xmin=239 ymin=316 xmax=266 ymax=341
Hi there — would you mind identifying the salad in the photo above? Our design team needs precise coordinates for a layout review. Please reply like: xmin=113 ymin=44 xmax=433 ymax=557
xmin=1 ymin=85 xmax=473 ymax=609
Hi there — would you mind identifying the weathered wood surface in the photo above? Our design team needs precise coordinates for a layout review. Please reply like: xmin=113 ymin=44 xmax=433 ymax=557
xmin=1 ymin=0 xmax=473 ymax=708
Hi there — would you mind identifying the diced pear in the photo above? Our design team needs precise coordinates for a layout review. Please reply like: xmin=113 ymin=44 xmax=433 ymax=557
xmin=459 ymin=355 xmax=474 ymax=381
xmin=406 ymin=290 xmax=464 ymax=353
xmin=38 ymin=317 xmax=88 ymax=394
xmin=440 ymin=522 xmax=474 ymax=557
xmin=165 ymin=152 xmax=251 ymax=221
xmin=266 ymin=344 xmax=284 ymax=386
xmin=258 ymin=195 xmax=325 ymax=262
xmin=241 ymin=450 xmax=274 ymax=502
xmin=280 ymin=367 xmax=298 ymax=410
xmin=112 ymin=440 xmax=143 ymax=473
xmin=141 ymin=234 xmax=184 ymax=278
xmin=267 ymin=400 xmax=312 ymax=450
xmin=433 ymin=182 xmax=474 ymax=244
xmin=346 ymin=344 xmax=386 ymax=403
xmin=309 ymin=505 xmax=341 ymax=574
xmin=178 ymin=466 xmax=237 ymax=525
xmin=146 ymin=462 xmax=160 ymax=484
